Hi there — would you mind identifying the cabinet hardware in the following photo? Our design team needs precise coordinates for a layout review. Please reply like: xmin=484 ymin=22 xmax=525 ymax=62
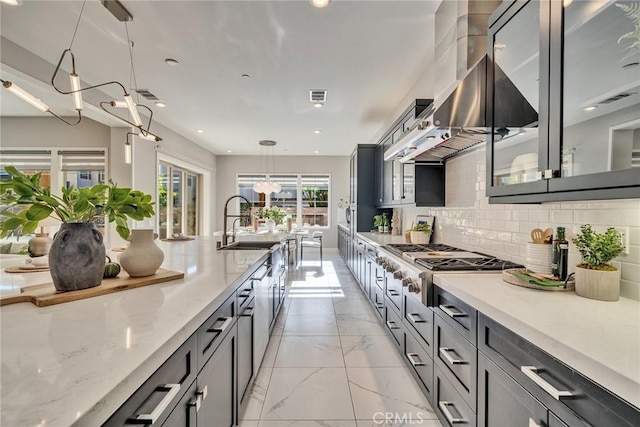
xmin=251 ymin=267 xmax=271 ymax=281
xmin=386 ymin=320 xmax=400 ymax=330
xmin=406 ymin=352 xmax=425 ymax=366
xmin=188 ymin=396 xmax=201 ymax=412
xmin=529 ymin=418 xmax=542 ymax=427
xmin=439 ymin=347 xmax=466 ymax=365
xmin=438 ymin=401 xmax=464 ymax=424
xmin=208 ymin=317 xmax=232 ymax=333
xmin=239 ymin=291 xmax=252 ymax=298
xmin=375 ymin=303 xmax=384 ymax=309
xmin=521 ymin=366 xmax=573 ymax=400
xmin=241 ymin=307 xmax=254 ymax=317
xmin=387 ymin=290 xmax=400 ymax=297
xmin=439 ymin=304 xmax=466 ymax=318
xmin=197 ymin=385 xmax=208 ymax=401
xmin=407 ymin=313 xmax=424 ymax=323
xmin=131 ymin=383 xmax=180 ymax=424
xmin=544 ymin=169 xmax=554 ymax=179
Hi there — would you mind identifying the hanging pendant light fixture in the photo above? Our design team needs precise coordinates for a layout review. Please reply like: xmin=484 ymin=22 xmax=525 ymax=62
xmin=253 ymin=140 xmax=281 ymax=195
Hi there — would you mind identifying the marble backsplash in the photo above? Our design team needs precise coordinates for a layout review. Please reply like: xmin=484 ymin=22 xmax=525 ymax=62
xmin=401 ymin=145 xmax=640 ymax=300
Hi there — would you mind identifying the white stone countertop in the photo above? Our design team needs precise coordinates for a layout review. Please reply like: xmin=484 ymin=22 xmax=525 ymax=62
xmin=434 ymin=273 xmax=640 ymax=409
xmin=0 ymin=237 xmax=270 ymax=427
xmin=348 ymin=231 xmax=407 ymax=246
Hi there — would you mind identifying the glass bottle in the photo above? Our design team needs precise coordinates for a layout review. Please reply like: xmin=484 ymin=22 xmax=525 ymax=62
xmin=552 ymin=227 xmax=568 ymax=281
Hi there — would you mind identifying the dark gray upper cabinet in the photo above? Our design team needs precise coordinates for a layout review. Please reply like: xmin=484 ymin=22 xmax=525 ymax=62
xmin=351 ymin=145 xmax=378 ymax=232
xmin=487 ymin=0 xmax=640 ymax=203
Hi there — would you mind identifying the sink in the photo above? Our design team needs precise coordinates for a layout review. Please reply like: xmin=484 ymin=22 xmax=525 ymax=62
xmin=219 ymin=241 xmax=280 ymax=250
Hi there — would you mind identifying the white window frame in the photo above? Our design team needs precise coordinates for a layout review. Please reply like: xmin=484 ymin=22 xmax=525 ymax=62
xmin=237 ymin=173 xmax=331 ymax=229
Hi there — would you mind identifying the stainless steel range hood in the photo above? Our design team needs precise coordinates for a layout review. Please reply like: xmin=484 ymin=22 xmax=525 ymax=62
xmin=386 ymin=55 xmax=538 ymax=163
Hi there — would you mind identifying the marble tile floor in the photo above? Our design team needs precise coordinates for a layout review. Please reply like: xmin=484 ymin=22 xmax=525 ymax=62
xmin=239 ymin=250 xmax=442 ymax=427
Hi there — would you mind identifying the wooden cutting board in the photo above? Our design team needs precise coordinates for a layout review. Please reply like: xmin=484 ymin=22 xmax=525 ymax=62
xmin=0 ymin=268 xmax=184 ymax=307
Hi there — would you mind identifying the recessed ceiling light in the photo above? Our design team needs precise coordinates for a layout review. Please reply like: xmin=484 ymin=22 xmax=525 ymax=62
xmin=227 ymin=150 xmax=232 ymax=153
xmin=164 ymin=58 xmax=179 ymax=66
xmin=313 ymin=102 xmax=323 ymax=108
xmin=196 ymin=129 xmax=204 ymax=133
xmin=313 ymin=130 xmax=322 ymax=134
xmin=314 ymin=150 xmax=320 ymax=154
xmin=584 ymin=106 xmax=597 ymax=111
xmin=154 ymin=101 xmax=166 ymax=108
xmin=0 ymin=0 xmax=22 ymax=5
xmin=310 ymin=0 xmax=330 ymax=8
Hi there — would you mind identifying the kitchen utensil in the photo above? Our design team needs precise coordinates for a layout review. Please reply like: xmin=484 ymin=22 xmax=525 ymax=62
xmin=530 ymin=228 xmax=545 ymax=243
xmin=543 ymin=228 xmax=554 ymax=244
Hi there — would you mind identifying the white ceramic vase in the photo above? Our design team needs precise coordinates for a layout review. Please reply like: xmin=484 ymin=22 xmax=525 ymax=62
xmin=574 ymin=265 xmax=620 ymax=301
xmin=120 ymin=229 xmax=164 ymax=277
xmin=266 ymin=218 xmax=276 ymax=232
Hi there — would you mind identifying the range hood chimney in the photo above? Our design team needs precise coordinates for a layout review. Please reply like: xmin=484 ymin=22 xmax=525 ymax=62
xmin=392 ymin=0 xmax=538 ymax=163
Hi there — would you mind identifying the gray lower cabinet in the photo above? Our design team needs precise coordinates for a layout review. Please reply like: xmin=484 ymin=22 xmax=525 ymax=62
xmin=162 ymin=380 xmax=197 ymax=427
xmin=103 ymin=334 xmax=198 ymax=426
xmin=478 ymin=351 xmax=547 ymax=427
xmin=196 ymin=323 xmax=237 ymax=427
xmin=404 ymin=327 xmax=434 ymax=404
xmin=237 ymin=297 xmax=255 ymax=406
xmin=434 ymin=365 xmax=477 ymax=427
xmin=252 ymin=262 xmax=271 ymax=368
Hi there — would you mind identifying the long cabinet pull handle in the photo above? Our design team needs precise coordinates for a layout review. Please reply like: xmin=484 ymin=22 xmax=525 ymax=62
xmin=188 ymin=385 xmax=209 ymax=413
xmin=439 ymin=347 xmax=466 ymax=365
xmin=241 ymin=307 xmax=254 ymax=317
xmin=438 ymin=401 xmax=464 ymax=424
xmin=406 ymin=353 xmax=425 ymax=366
xmin=208 ymin=317 xmax=233 ymax=333
xmin=520 ymin=366 xmax=573 ymax=400
xmin=386 ymin=320 xmax=400 ymax=330
xmin=251 ymin=267 xmax=271 ymax=281
xmin=407 ymin=313 xmax=425 ymax=323
xmin=132 ymin=383 xmax=181 ymax=424
xmin=239 ymin=290 xmax=253 ymax=298
xmin=529 ymin=418 xmax=542 ymax=427
xmin=375 ymin=303 xmax=384 ymax=309
xmin=439 ymin=304 xmax=466 ymax=318
xmin=388 ymin=290 xmax=400 ymax=297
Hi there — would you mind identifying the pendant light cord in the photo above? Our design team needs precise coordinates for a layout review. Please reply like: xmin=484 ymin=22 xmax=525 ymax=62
xmin=68 ymin=0 xmax=88 ymax=50
xmin=125 ymin=21 xmax=140 ymax=103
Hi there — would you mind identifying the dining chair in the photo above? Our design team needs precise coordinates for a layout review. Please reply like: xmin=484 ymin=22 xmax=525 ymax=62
xmin=299 ymin=231 xmax=323 ymax=263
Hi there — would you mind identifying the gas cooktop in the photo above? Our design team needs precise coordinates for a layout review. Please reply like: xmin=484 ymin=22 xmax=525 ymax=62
xmin=383 ymin=243 xmax=523 ymax=272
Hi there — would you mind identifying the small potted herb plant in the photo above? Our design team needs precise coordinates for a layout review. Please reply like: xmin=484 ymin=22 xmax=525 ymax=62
xmin=572 ymin=224 xmax=625 ymax=301
xmin=410 ymin=223 xmax=432 ymax=244
xmin=373 ymin=214 xmax=385 ymax=233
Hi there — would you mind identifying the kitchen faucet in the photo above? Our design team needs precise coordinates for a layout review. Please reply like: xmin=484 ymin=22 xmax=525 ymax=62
xmin=222 ymin=195 xmax=251 ymax=246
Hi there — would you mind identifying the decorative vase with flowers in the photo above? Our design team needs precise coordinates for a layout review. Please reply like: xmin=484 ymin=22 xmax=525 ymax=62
xmin=0 ymin=166 xmax=155 ymax=291
xmin=254 ymin=206 xmax=287 ymax=232
xmin=572 ymin=224 xmax=624 ymax=301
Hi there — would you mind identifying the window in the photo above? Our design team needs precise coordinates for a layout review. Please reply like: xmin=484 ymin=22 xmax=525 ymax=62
xmin=59 ymin=150 xmax=106 ymax=189
xmin=0 ymin=150 xmax=52 ymax=188
xmin=159 ymin=162 xmax=200 ymax=239
xmin=237 ymin=174 xmax=331 ymax=227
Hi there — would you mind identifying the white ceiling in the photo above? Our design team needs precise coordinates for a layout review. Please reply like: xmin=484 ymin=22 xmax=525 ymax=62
xmin=0 ymin=0 xmax=441 ymax=156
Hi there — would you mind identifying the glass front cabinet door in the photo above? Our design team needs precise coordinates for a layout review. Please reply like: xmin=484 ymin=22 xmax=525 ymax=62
xmin=487 ymin=0 xmax=640 ymax=202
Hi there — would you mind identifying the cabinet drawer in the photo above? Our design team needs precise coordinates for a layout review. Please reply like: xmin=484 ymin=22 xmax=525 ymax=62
xmin=371 ymin=285 xmax=384 ymax=319
xmin=197 ymin=294 xmax=236 ymax=370
xmin=435 ymin=314 xmax=477 ymax=411
xmin=385 ymin=272 xmax=402 ymax=312
xmin=236 ymin=279 xmax=254 ymax=312
xmin=479 ymin=314 xmax=639 ymax=427
xmin=478 ymin=351 xmax=547 ymax=427
xmin=434 ymin=286 xmax=477 ymax=345
xmin=403 ymin=292 xmax=433 ymax=355
xmin=434 ymin=365 xmax=477 ymax=427
xmin=384 ymin=300 xmax=403 ymax=348
xmin=104 ymin=334 xmax=197 ymax=426
xmin=404 ymin=328 xmax=434 ymax=403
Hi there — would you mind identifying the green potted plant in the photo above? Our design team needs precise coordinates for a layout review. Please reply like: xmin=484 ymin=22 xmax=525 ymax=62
xmin=373 ymin=214 xmax=385 ymax=233
xmin=0 ymin=166 xmax=155 ymax=291
xmin=572 ymin=224 xmax=625 ymax=301
xmin=410 ymin=223 xmax=432 ymax=244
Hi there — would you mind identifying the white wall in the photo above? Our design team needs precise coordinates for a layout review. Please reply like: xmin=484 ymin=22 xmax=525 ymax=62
xmin=400 ymin=145 xmax=640 ymax=300
xmin=1 ymin=116 xmax=216 ymax=246
xmin=216 ymin=155 xmax=350 ymax=248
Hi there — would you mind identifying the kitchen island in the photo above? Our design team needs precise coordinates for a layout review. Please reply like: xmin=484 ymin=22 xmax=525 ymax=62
xmin=0 ymin=237 xmax=270 ymax=426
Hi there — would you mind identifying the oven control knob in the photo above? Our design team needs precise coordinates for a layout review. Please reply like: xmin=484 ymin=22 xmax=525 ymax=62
xmin=376 ymin=257 xmax=385 ymax=266
xmin=408 ymin=282 xmax=421 ymax=294
xmin=384 ymin=263 xmax=395 ymax=272
xmin=401 ymin=278 xmax=412 ymax=287
xmin=393 ymin=271 xmax=404 ymax=280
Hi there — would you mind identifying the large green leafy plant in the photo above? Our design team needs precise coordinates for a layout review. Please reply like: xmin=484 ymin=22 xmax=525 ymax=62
xmin=0 ymin=166 xmax=155 ymax=240
xmin=572 ymin=224 xmax=624 ymax=271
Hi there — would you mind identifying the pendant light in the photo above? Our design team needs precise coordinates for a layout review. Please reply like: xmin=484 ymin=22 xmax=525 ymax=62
xmin=253 ymin=140 xmax=282 ymax=195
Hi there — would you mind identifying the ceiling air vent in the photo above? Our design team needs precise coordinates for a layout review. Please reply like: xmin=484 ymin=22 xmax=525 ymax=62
xmin=136 ymin=89 xmax=160 ymax=101
xmin=309 ymin=90 xmax=327 ymax=103
xmin=598 ymin=92 xmax=635 ymax=105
